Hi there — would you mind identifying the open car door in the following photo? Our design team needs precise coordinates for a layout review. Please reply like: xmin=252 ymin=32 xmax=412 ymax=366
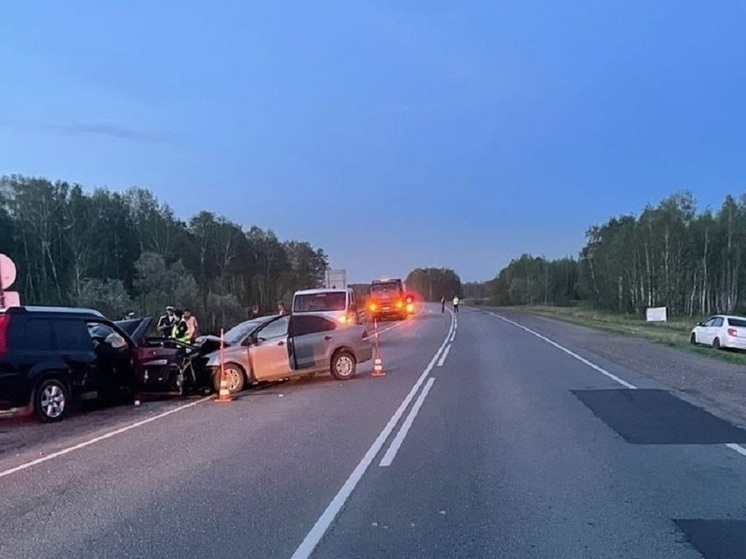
xmin=249 ymin=315 xmax=292 ymax=381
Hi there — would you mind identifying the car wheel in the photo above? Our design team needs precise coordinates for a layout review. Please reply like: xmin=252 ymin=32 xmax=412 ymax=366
xmin=713 ymin=337 xmax=721 ymax=350
xmin=330 ymin=350 xmax=357 ymax=381
xmin=212 ymin=364 xmax=246 ymax=394
xmin=690 ymin=333 xmax=697 ymax=345
xmin=34 ymin=378 xmax=70 ymax=423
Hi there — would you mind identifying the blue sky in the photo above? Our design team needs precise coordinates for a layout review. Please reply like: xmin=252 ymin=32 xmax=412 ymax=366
xmin=1 ymin=1 xmax=745 ymax=282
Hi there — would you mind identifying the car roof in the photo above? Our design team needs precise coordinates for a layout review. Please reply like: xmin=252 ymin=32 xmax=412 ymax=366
xmin=293 ymin=288 xmax=350 ymax=295
xmin=1 ymin=305 xmax=106 ymax=318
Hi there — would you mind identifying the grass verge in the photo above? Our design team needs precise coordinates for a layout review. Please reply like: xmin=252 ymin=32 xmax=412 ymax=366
xmin=504 ymin=305 xmax=746 ymax=367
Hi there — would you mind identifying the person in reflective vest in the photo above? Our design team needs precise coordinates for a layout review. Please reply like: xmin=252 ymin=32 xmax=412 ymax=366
xmin=452 ymin=296 xmax=460 ymax=313
xmin=171 ymin=310 xmax=191 ymax=343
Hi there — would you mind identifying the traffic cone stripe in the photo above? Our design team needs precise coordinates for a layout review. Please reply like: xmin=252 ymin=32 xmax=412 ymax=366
xmin=215 ymin=327 xmax=233 ymax=402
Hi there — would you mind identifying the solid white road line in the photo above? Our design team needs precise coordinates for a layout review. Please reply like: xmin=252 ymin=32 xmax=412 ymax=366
xmin=0 ymin=396 xmax=213 ymax=481
xmin=490 ymin=313 xmax=638 ymax=390
xmin=726 ymin=443 xmax=746 ymax=457
xmin=379 ymin=377 xmax=436 ymax=467
xmin=437 ymin=344 xmax=452 ymax=367
xmin=289 ymin=309 xmax=455 ymax=559
xmin=362 ymin=319 xmax=409 ymax=341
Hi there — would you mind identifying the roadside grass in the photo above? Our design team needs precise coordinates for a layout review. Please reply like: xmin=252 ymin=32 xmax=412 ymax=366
xmin=500 ymin=304 xmax=746 ymax=367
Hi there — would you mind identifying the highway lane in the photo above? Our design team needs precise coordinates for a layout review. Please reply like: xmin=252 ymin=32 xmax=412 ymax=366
xmin=4 ymin=305 xmax=746 ymax=558
xmin=0 ymin=307 xmax=449 ymax=559
xmin=310 ymin=307 xmax=746 ymax=559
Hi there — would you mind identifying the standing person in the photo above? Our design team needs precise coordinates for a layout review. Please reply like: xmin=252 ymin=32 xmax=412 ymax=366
xmin=251 ymin=305 xmax=260 ymax=318
xmin=452 ymin=295 xmax=460 ymax=313
xmin=440 ymin=296 xmax=446 ymax=313
xmin=277 ymin=301 xmax=287 ymax=315
xmin=157 ymin=305 xmax=177 ymax=337
xmin=183 ymin=308 xmax=199 ymax=342
xmin=171 ymin=310 xmax=191 ymax=343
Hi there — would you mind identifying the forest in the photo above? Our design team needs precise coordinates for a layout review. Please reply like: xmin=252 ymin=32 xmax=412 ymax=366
xmin=491 ymin=192 xmax=746 ymax=317
xmin=0 ymin=175 xmax=328 ymax=332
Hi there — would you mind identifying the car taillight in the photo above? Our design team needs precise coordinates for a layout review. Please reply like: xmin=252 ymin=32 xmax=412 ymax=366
xmin=369 ymin=303 xmax=377 ymax=312
xmin=0 ymin=315 xmax=9 ymax=357
xmin=396 ymin=300 xmax=404 ymax=309
xmin=728 ymin=328 xmax=738 ymax=337
xmin=338 ymin=315 xmax=348 ymax=323
xmin=406 ymin=303 xmax=414 ymax=313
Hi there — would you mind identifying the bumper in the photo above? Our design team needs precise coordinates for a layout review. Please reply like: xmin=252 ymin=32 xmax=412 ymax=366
xmin=723 ymin=336 xmax=746 ymax=351
xmin=370 ymin=308 xmax=408 ymax=319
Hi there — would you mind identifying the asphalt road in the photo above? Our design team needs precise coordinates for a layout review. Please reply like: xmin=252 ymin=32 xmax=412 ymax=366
xmin=2 ymin=305 xmax=746 ymax=558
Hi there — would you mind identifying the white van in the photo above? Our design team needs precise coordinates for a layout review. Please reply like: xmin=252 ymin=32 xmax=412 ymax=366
xmin=291 ymin=288 xmax=360 ymax=325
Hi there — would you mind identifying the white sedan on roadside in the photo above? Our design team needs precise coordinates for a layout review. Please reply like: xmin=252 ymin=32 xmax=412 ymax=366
xmin=690 ymin=315 xmax=746 ymax=350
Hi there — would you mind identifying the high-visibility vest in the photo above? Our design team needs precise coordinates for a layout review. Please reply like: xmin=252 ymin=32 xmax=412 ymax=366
xmin=453 ymin=297 xmax=460 ymax=305
xmin=172 ymin=319 xmax=190 ymax=343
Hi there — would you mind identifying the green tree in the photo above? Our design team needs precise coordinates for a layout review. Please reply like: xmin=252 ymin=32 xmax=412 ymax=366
xmin=405 ymin=268 xmax=462 ymax=301
xmin=0 ymin=173 xmax=330 ymax=332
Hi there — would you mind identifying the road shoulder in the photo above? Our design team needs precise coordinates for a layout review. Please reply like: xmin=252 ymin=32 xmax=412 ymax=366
xmin=487 ymin=307 xmax=746 ymax=427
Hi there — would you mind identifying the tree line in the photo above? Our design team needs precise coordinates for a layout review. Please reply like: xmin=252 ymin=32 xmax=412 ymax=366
xmin=0 ymin=175 xmax=328 ymax=332
xmin=490 ymin=191 xmax=746 ymax=317
xmin=405 ymin=268 xmax=462 ymax=301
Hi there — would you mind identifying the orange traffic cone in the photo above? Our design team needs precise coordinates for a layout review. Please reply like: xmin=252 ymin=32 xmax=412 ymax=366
xmin=216 ymin=328 xmax=233 ymax=402
xmin=371 ymin=320 xmax=386 ymax=377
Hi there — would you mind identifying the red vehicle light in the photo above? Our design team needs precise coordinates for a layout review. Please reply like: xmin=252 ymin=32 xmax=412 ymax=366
xmin=0 ymin=315 xmax=9 ymax=357
xmin=728 ymin=328 xmax=738 ymax=337
xmin=396 ymin=300 xmax=404 ymax=309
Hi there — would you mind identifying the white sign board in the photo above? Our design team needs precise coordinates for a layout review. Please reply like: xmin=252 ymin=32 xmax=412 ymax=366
xmin=0 ymin=254 xmax=16 ymax=290
xmin=0 ymin=290 xmax=20 ymax=309
xmin=646 ymin=307 xmax=668 ymax=322
xmin=324 ymin=269 xmax=347 ymax=289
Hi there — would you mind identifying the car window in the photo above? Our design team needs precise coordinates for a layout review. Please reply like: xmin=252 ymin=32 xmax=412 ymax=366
xmin=291 ymin=315 xmax=337 ymax=336
xmin=87 ymin=321 xmax=127 ymax=349
xmin=293 ymin=292 xmax=347 ymax=312
xmin=703 ymin=318 xmax=716 ymax=327
xmin=728 ymin=318 xmax=746 ymax=327
xmin=52 ymin=319 xmax=94 ymax=351
xmin=256 ymin=315 xmax=290 ymax=341
xmin=224 ymin=318 xmax=270 ymax=344
xmin=15 ymin=318 xmax=53 ymax=351
xmin=712 ymin=317 xmax=724 ymax=327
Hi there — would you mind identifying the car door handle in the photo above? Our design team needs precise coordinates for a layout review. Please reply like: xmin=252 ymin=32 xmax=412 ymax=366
xmin=324 ymin=335 xmax=333 ymax=341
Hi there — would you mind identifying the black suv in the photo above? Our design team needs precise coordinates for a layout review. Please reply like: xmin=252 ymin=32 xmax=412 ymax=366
xmin=0 ymin=306 xmax=138 ymax=422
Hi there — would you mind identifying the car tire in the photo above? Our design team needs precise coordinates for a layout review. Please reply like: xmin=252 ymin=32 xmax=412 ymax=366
xmin=690 ymin=333 xmax=697 ymax=345
xmin=330 ymin=350 xmax=357 ymax=381
xmin=212 ymin=364 xmax=246 ymax=394
xmin=34 ymin=377 xmax=70 ymax=423
xmin=713 ymin=337 xmax=721 ymax=350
